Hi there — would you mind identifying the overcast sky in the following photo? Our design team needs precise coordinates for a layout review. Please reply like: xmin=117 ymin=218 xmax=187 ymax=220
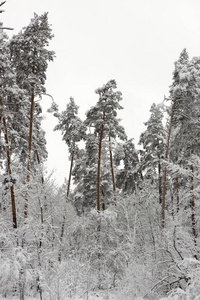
xmin=2 ymin=0 xmax=200 ymax=185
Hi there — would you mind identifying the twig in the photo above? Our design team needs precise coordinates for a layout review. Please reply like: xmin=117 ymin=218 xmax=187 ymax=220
xmin=0 ymin=1 xmax=6 ymax=7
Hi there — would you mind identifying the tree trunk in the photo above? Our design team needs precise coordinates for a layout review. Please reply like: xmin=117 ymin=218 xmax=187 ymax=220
xmin=162 ymin=98 xmax=177 ymax=228
xmin=58 ymin=153 xmax=74 ymax=262
xmin=0 ymin=114 xmax=1 ymax=151
xmin=67 ymin=153 xmax=74 ymax=199
xmin=97 ymin=111 xmax=106 ymax=212
xmin=190 ymin=164 xmax=197 ymax=257
xmin=24 ymin=82 xmax=35 ymax=219
xmin=158 ymin=159 xmax=162 ymax=204
xmin=3 ymin=116 xmax=17 ymax=228
xmin=174 ymin=151 xmax=179 ymax=213
xmin=19 ymin=269 xmax=25 ymax=300
xmin=1 ymin=97 xmax=17 ymax=229
xmin=176 ymin=175 xmax=179 ymax=213
xmin=109 ymin=136 xmax=116 ymax=205
xmin=36 ymin=150 xmax=45 ymax=185
xmin=36 ymin=150 xmax=48 ymax=214
xmin=97 ymin=128 xmax=104 ymax=212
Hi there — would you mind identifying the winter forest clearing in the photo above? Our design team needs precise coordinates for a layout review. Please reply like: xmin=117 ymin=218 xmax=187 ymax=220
xmin=1 ymin=1 xmax=200 ymax=300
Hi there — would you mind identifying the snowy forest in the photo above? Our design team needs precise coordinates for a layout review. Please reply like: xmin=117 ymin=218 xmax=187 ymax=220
xmin=1 ymin=4 xmax=200 ymax=300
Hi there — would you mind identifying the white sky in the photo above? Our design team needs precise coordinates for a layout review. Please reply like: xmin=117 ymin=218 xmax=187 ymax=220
xmin=2 ymin=0 xmax=200 ymax=185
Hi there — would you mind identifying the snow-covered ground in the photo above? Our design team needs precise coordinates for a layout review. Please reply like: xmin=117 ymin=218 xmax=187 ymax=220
xmin=0 ymin=294 xmax=145 ymax=300
xmin=0 ymin=297 xmax=115 ymax=300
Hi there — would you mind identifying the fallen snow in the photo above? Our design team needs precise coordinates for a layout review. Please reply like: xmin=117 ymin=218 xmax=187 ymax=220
xmin=0 ymin=295 xmax=145 ymax=300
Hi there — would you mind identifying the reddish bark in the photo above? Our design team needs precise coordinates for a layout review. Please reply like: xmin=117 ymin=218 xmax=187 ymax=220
xmin=24 ymin=80 xmax=35 ymax=219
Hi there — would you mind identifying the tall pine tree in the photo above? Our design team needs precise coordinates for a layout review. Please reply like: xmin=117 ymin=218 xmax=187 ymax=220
xmin=9 ymin=13 xmax=55 ymax=218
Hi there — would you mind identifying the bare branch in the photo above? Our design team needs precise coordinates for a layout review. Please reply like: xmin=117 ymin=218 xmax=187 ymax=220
xmin=1 ymin=26 xmax=14 ymax=30
xmin=43 ymin=93 xmax=55 ymax=103
xmin=0 ymin=1 xmax=6 ymax=13
xmin=0 ymin=1 xmax=6 ymax=7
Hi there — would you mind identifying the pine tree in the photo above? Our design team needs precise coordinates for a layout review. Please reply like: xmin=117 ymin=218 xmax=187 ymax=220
xmin=162 ymin=49 xmax=190 ymax=228
xmin=72 ymin=133 xmax=112 ymax=213
xmin=85 ymin=80 xmax=126 ymax=211
xmin=170 ymin=52 xmax=200 ymax=250
xmin=163 ymin=48 xmax=200 ymax=257
xmin=54 ymin=97 xmax=86 ymax=198
xmin=139 ymin=103 xmax=165 ymax=203
xmin=0 ymin=23 xmax=22 ymax=228
xmin=9 ymin=13 xmax=55 ymax=218
xmin=54 ymin=97 xmax=86 ymax=261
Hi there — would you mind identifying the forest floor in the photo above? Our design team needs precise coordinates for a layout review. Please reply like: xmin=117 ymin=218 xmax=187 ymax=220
xmin=0 ymin=292 xmax=117 ymax=300
xmin=0 ymin=293 xmax=145 ymax=300
xmin=0 ymin=296 xmax=116 ymax=300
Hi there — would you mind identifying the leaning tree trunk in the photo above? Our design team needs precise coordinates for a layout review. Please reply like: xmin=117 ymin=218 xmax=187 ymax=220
xmin=162 ymin=98 xmax=177 ymax=228
xmin=0 ymin=97 xmax=17 ymax=228
xmin=3 ymin=116 xmax=17 ymax=228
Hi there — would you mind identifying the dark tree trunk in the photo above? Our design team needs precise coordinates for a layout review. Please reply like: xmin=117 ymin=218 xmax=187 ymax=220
xmin=176 ymin=175 xmax=179 ymax=213
xmin=58 ymin=153 xmax=74 ymax=262
xmin=162 ymin=98 xmax=177 ymax=228
xmin=109 ymin=136 xmax=116 ymax=205
xmin=174 ymin=152 xmax=179 ymax=213
xmin=97 ymin=111 xmax=105 ymax=212
xmin=67 ymin=153 xmax=74 ymax=199
xmin=158 ymin=160 xmax=162 ymax=204
xmin=2 ymin=115 xmax=17 ymax=228
xmin=1 ymin=97 xmax=17 ymax=229
xmin=24 ymin=83 xmax=35 ymax=219
xmin=190 ymin=164 xmax=197 ymax=258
